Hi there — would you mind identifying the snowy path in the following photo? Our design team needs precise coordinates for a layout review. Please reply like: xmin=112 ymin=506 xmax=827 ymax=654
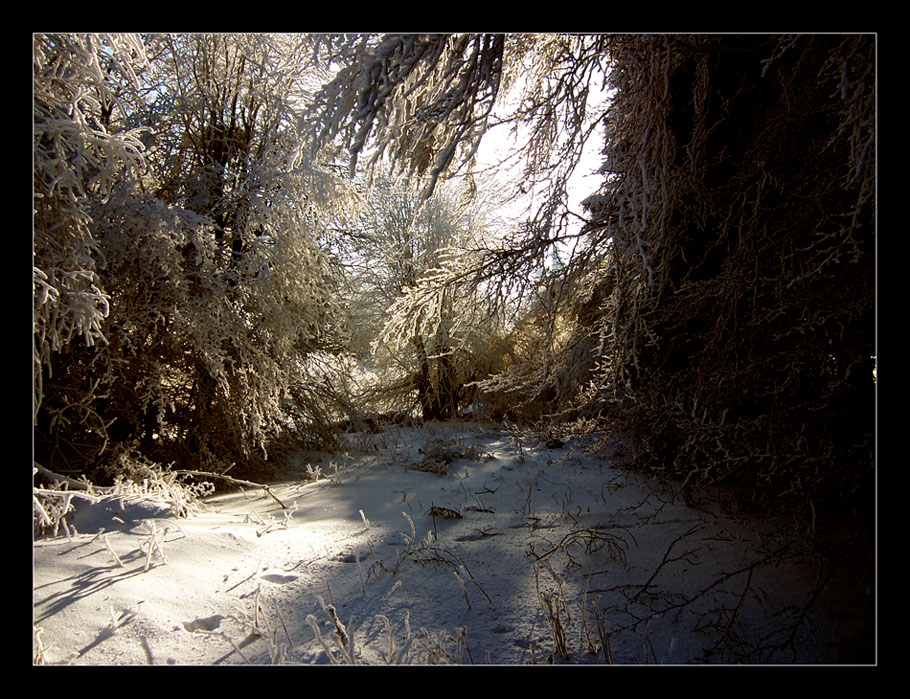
xmin=33 ymin=423 xmax=874 ymax=665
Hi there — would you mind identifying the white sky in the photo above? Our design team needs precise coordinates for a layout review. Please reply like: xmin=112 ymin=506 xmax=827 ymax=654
xmin=471 ymin=79 xmax=611 ymax=268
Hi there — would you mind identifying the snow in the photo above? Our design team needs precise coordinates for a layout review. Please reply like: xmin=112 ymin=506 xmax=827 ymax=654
xmin=33 ymin=421 xmax=874 ymax=665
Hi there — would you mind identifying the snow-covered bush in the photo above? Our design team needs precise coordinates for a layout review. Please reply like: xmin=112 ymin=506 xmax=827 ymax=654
xmin=34 ymin=33 xmax=350 ymax=488
xmin=33 ymin=34 xmax=153 ymax=479
xmin=575 ymin=35 xmax=876 ymax=504
xmin=473 ymin=269 xmax=598 ymax=423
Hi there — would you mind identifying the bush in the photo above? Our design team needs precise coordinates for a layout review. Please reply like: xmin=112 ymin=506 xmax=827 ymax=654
xmin=578 ymin=35 xmax=875 ymax=508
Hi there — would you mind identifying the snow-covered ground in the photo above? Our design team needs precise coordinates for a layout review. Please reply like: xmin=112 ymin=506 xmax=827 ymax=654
xmin=33 ymin=421 xmax=874 ymax=665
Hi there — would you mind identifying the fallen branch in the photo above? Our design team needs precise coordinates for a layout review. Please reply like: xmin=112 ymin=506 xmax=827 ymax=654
xmin=173 ymin=470 xmax=288 ymax=510
xmin=34 ymin=463 xmax=113 ymax=493
xmin=532 ymin=528 xmax=631 ymax=568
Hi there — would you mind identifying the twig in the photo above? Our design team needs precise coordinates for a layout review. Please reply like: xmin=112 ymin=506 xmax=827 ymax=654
xmin=453 ymin=570 xmax=471 ymax=609
xmin=219 ymin=631 xmax=252 ymax=664
xmin=140 ymin=520 xmax=167 ymax=571
xmin=306 ymin=614 xmax=340 ymax=664
xmin=533 ymin=528 xmax=630 ymax=568
xmin=273 ymin=597 xmax=293 ymax=647
xmin=34 ymin=463 xmax=112 ymax=494
xmin=633 ymin=524 xmax=701 ymax=601
xmin=173 ymin=469 xmax=288 ymax=510
xmin=449 ymin=548 xmax=493 ymax=604
xmin=102 ymin=533 xmax=124 ymax=568
xmin=355 ymin=549 xmax=366 ymax=595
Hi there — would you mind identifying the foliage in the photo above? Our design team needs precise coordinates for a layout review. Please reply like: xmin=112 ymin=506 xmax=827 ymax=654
xmin=33 ymin=33 xmax=349 ymax=489
xmin=34 ymin=32 xmax=876 ymax=515
xmin=336 ymin=174 xmax=509 ymax=421
xmin=305 ymin=32 xmax=876 ymax=509
xmin=476 ymin=253 xmax=616 ymax=423
xmin=577 ymin=35 xmax=875 ymax=506
xmin=33 ymin=33 xmax=151 ymax=468
xmin=301 ymin=34 xmax=506 ymax=196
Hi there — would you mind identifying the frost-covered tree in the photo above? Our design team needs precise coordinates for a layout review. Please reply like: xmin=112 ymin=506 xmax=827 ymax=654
xmin=33 ymin=33 xmax=151 ymax=461
xmin=336 ymin=174 xmax=508 ymax=421
xmin=34 ymin=33 xmax=349 ymax=484
xmin=584 ymin=34 xmax=876 ymax=505
xmin=115 ymin=34 xmax=348 ymax=466
xmin=301 ymin=32 xmax=876 ymax=508
xmin=300 ymin=34 xmax=612 ymax=416
xmin=301 ymin=34 xmax=608 ymax=238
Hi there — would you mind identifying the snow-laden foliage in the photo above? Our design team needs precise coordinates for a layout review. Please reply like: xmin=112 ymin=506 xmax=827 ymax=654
xmin=33 ymin=34 xmax=149 ymax=420
xmin=573 ymin=35 xmax=876 ymax=504
xmin=301 ymin=34 xmax=615 ymax=415
xmin=303 ymin=32 xmax=875 ymax=508
xmin=34 ymin=32 xmax=875 ymax=521
xmin=473 ymin=253 xmax=617 ymax=424
xmin=301 ymin=35 xmax=505 ymax=196
xmin=334 ymin=175 xmax=509 ymax=421
xmin=34 ymin=34 xmax=350 ymax=494
xmin=89 ymin=185 xmax=341 ymax=468
xmin=302 ymin=34 xmax=608 ymax=232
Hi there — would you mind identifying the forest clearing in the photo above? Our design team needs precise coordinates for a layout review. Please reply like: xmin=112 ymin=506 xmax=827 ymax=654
xmin=33 ymin=33 xmax=876 ymax=665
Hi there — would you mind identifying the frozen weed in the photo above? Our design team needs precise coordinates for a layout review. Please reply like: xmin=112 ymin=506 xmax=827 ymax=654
xmin=307 ymin=600 xmax=358 ymax=664
xmin=534 ymin=563 xmax=574 ymax=662
xmin=453 ymin=570 xmax=471 ymax=609
xmin=414 ymin=626 xmax=471 ymax=665
xmin=375 ymin=612 xmax=413 ymax=664
xmin=532 ymin=527 xmax=631 ymax=569
xmin=359 ymin=509 xmax=371 ymax=529
xmin=304 ymin=462 xmax=324 ymax=480
xmin=139 ymin=520 xmax=167 ymax=570
xmin=383 ymin=579 xmax=409 ymax=604
xmin=580 ymin=582 xmax=613 ymax=662
xmin=355 ymin=549 xmax=366 ymax=595
xmin=232 ymin=586 xmax=293 ymax=664
xmin=539 ymin=589 xmax=570 ymax=661
xmin=33 ymin=626 xmax=49 ymax=665
xmin=244 ymin=500 xmax=298 ymax=537
xmin=102 ymin=532 xmax=124 ymax=568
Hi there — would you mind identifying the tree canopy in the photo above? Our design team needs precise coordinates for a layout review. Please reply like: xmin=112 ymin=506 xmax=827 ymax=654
xmin=33 ymin=33 xmax=875 ymax=526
